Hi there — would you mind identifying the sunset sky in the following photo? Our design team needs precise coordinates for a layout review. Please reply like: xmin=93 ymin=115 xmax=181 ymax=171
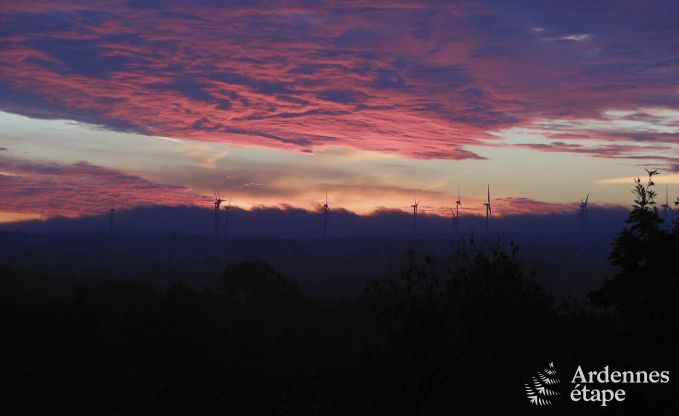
xmin=1 ymin=0 xmax=679 ymax=223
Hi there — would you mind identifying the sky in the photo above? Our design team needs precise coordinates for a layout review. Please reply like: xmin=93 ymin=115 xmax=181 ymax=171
xmin=1 ymin=0 xmax=679 ymax=224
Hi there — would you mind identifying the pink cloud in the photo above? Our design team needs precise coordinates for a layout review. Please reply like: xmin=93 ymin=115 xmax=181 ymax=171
xmin=0 ymin=159 xmax=209 ymax=217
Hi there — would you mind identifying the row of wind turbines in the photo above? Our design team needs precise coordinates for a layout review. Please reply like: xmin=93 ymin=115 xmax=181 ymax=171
xmin=208 ymin=185 xmax=593 ymax=238
xmin=411 ymin=185 xmax=492 ymax=235
xmin=105 ymin=184 xmax=675 ymax=238
xmin=404 ymin=185 xmax=673 ymax=236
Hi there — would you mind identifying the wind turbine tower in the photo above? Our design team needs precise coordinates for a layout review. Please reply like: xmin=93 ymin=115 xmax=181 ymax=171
xmin=455 ymin=188 xmax=462 ymax=233
xmin=411 ymin=198 xmax=419 ymax=235
xmin=109 ymin=202 xmax=115 ymax=235
xmin=213 ymin=192 xmax=223 ymax=238
xmin=223 ymin=196 xmax=231 ymax=239
xmin=578 ymin=193 xmax=589 ymax=233
xmin=322 ymin=192 xmax=330 ymax=238
xmin=483 ymin=185 xmax=492 ymax=233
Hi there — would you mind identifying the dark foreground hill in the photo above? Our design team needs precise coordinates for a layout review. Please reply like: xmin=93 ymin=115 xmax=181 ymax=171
xmin=1 ymin=232 xmax=675 ymax=415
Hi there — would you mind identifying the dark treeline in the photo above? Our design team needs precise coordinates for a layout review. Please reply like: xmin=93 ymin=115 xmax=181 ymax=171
xmin=2 ymin=172 xmax=677 ymax=415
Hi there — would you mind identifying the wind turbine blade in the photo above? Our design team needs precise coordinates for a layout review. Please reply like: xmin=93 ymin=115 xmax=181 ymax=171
xmin=585 ymin=193 xmax=589 ymax=206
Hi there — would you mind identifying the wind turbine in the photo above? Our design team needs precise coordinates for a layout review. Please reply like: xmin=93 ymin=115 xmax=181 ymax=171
xmin=578 ymin=193 xmax=589 ymax=233
xmin=109 ymin=202 xmax=115 ymax=235
xmin=455 ymin=188 xmax=462 ymax=233
xmin=322 ymin=192 xmax=330 ymax=238
xmin=411 ymin=198 xmax=419 ymax=235
xmin=223 ymin=196 xmax=231 ymax=239
xmin=483 ymin=185 xmax=492 ymax=233
xmin=661 ymin=185 xmax=673 ymax=225
xmin=213 ymin=192 xmax=223 ymax=238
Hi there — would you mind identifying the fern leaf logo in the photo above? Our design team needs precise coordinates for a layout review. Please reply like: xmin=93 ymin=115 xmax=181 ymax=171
xmin=525 ymin=362 xmax=561 ymax=406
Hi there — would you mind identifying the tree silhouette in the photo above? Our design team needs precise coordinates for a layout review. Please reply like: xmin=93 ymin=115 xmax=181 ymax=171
xmin=589 ymin=170 xmax=679 ymax=333
xmin=361 ymin=238 xmax=556 ymax=414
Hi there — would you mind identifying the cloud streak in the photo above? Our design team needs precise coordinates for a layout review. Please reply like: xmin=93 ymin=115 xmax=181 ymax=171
xmin=1 ymin=0 xmax=677 ymax=162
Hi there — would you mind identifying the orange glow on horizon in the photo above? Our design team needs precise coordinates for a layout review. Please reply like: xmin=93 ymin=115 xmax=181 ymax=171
xmin=0 ymin=211 xmax=47 ymax=224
